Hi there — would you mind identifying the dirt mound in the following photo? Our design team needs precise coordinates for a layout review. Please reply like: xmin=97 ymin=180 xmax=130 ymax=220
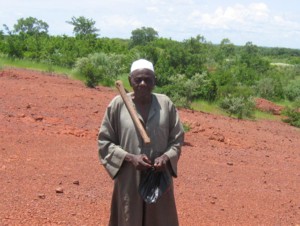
xmin=255 ymin=97 xmax=284 ymax=115
xmin=0 ymin=68 xmax=299 ymax=225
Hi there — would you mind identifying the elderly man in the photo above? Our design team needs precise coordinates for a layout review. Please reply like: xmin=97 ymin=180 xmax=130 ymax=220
xmin=98 ymin=59 xmax=184 ymax=226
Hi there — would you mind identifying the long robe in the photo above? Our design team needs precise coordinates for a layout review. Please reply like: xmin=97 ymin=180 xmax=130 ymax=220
xmin=98 ymin=93 xmax=184 ymax=226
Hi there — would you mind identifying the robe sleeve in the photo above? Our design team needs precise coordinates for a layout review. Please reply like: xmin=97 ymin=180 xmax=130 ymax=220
xmin=163 ymin=102 xmax=184 ymax=178
xmin=98 ymin=97 xmax=127 ymax=179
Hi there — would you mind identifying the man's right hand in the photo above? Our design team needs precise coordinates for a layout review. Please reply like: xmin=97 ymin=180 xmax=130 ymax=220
xmin=125 ymin=153 xmax=152 ymax=170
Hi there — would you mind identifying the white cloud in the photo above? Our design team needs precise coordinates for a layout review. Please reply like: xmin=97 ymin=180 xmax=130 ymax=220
xmin=184 ymin=2 xmax=298 ymax=41
xmin=103 ymin=15 xmax=138 ymax=28
xmin=1 ymin=0 xmax=300 ymax=48
xmin=146 ymin=6 xmax=159 ymax=13
xmin=187 ymin=3 xmax=271 ymax=30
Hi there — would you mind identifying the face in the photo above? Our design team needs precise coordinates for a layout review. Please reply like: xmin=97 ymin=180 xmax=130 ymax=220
xmin=129 ymin=69 xmax=155 ymax=98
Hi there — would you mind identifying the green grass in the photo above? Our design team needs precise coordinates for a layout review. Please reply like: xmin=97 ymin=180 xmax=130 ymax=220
xmin=274 ymin=100 xmax=295 ymax=108
xmin=0 ymin=56 xmax=132 ymax=89
xmin=253 ymin=110 xmax=280 ymax=120
xmin=191 ymin=99 xmax=226 ymax=115
xmin=0 ymin=56 xmax=77 ymax=79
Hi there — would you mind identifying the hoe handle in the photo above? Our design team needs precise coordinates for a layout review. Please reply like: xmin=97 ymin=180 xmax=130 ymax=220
xmin=115 ymin=80 xmax=151 ymax=144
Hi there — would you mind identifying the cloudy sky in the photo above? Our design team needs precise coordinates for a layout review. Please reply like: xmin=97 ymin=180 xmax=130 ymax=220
xmin=1 ymin=0 xmax=300 ymax=49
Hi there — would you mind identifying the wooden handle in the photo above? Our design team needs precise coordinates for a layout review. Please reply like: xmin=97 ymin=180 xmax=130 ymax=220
xmin=115 ymin=80 xmax=151 ymax=144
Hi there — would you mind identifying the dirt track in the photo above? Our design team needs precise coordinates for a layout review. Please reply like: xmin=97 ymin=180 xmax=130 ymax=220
xmin=0 ymin=68 xmax=299 ymax=225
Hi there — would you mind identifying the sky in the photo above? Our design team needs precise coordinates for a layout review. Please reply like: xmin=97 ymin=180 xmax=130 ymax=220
xmin=1 ymin=0 xmax=300 ymax=49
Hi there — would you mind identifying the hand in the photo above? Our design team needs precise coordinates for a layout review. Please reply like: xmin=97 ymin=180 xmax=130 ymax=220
xmin=125 ymin=153 xmax=152 ymax=170
xmin=154 ymin=154 xmax=169 ymax=172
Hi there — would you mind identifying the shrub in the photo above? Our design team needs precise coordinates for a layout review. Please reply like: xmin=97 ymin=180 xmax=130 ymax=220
xmin=219 ymin=95 xmax=255 ymax=119
xmin=157 ymin=74 xmax=192 ymax=108
xmin=170 ymin=92 xmax=191 ymax=109
xmin=282 ymin=97 xmax=300 ymax=128
xmin=157 ymin=72 xmax=217 ymax=108
xmin=255 ymin=77 xmax=284 ymax=100
xmin=74 ymin=57 xmax=102 ymax=87
xmin=73 ymin=52 xmax=126 ymax=87
xmin=217 ymin=82 xmax=254 ymax=100
xmin=82 ymin=62 xmax=101 ymax=88
xmin=284 ymin=82 xmax=300 ymax=101
xmin=188 ymin=73 xmax=217 ymax=101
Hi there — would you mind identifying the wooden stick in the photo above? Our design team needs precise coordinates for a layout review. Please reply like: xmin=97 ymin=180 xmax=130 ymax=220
xmin=115 ymin=80 xmax=151 ymax=144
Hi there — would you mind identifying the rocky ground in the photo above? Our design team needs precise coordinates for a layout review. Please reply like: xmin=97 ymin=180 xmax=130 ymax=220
xmin=0 ymin=68 xmax=299 ymax=225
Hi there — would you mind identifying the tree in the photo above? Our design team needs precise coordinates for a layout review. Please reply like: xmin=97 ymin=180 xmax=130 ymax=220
xmin=2 ymin=17 xmax=49 ymax=59
xmin=2 ymin=24 xmax=24 ymax=58
xmin=0 ymin=29 xmax=3 ymax=45
xmin=182 ymin=35 xmax=212 ymax=77
xmin=13 ymin=17 xmax=48 ymax=35
xmin=66 ymin=16 xmax=99 ymax=37
xmin=130 ymin=27 xmax=158 ymax=47
xmin=183 ymin=35 xmax=207 ymax=54
xmin=218 ymin=38 xmax=235 ymax=60
xmin=236 ymin=42 xmax=270 ymax=85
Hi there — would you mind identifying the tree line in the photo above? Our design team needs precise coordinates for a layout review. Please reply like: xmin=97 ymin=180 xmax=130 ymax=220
xmin=0 ymin=16 xmax=299 ymax=125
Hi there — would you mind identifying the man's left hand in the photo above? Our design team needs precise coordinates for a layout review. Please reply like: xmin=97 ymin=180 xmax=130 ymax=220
xmin=154 ymin=154 xmax=169 ymax=171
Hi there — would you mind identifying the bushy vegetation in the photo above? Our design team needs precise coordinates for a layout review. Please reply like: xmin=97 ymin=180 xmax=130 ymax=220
xmin=156 ymin=72 xmax=217 ymax=108
xmin=284 ymin=81 xmax=300 ymax=101
xmin=282 ymin=98 xmax=300 ymax=128
xmin=73 ymin=52 xmax=126 ymax=87
xmin=219 ymin=95 xmax=255 ymax=119
xmin=1 ymin=16 xmax=300 ymax=124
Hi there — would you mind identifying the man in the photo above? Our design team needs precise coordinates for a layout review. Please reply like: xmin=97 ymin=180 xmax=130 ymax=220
xmin=98 ymin=59 xmax=184 ymax=226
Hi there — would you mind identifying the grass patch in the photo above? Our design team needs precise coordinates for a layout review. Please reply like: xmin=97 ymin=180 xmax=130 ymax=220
xmin=191 ymin=99 xmax=226 ymax=115
xmin=253 ymin=110 xmax=280 ymax=121
xmin=0 ymin=56 xmax=133 ymax=89
xmin=0 ymin=56 xmax=76 ymax=78
xmin=182 ymin=122 xmax=191 ymax=132
xmin=274 ymin=100 xmax=293 ymax=108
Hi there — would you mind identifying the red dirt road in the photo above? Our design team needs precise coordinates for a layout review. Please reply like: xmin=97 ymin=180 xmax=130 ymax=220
xmin=0 ymin=68 xmax=299 ymax=225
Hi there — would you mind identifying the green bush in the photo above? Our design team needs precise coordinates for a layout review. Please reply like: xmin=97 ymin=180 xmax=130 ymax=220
xmin=73 ymin=52 xmax=126 ymax=87
xmin=255 ymin=77 xmax=284 ymax=100
xmin=157 ymin=72 xmax=217 ymax=108
xmin=188 ymin=73 xmax=217 ymax=101
xmin=74 ymin=57 xmax=101 ymax=87
xmin=157 ymin=74 xmax=191 ymax=108
xmin=282 ymin=98 xmax=300 ymax=127
xmin=82 ymin=61 xmax=100 ymax=88
xmin=219 ymin=95 xmax=255 ymax=119
xmin=217 ymin=83 xmax=254 ymax=101
xmin=284 ymin=82 xmax=300 ymax=101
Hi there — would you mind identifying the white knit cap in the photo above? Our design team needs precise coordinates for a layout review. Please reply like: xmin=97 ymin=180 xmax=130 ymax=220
xmin=130 ymin=59 xmax=154 ymax=73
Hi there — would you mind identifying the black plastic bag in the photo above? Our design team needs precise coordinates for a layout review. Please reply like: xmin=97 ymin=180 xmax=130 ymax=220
xmin=139 ymin=168 xmax=171 ymax=204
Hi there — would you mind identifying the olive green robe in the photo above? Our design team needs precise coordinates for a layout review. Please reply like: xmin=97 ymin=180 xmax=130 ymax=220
xmin=98 ymin=93 xmax=184 ymax=226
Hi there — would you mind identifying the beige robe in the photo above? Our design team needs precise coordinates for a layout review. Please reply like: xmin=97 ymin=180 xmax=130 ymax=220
xmin=98 ymin=93 xmax=184 ymax=226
